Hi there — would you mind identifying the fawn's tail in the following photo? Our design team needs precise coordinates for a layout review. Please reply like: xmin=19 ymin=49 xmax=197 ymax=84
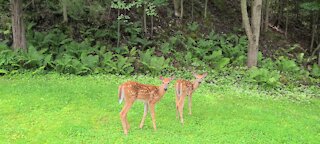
xmin=118 ymin=85 xmax=125 ymax=104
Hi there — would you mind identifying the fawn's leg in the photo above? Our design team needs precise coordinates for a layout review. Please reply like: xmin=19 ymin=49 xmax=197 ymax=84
xmin=188 ymin=94 xmax=192 ymax=115
xmin=120 ymin=101 xmax=133 ymax=135
xmin=178 ymin=95 xmax=186 ymax=125
xmin=176 ymin=94 xmax=180 ymax=119
xmin=149 ymin=103 xmax=157 ymax=131
xmin=139 ymin=103 xmax=149 ymax=128
xmin=175 ymin=83 xmax=182 ymax=119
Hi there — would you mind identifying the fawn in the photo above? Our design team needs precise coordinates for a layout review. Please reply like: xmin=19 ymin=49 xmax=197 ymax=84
xmin=118 ymin=76 xmax=174 ymax=135
xmin=175 ymin=72 xmax=207 ymax=124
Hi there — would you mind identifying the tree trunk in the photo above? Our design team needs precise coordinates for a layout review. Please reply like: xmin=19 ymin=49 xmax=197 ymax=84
xmin=204 ymin=0 xmax=208 ymax=19
xmin=247 ymin=42 xmax=258 ymax=67
xmin=316 ymin=44 xmax=320 ymax=66
xmin=191 ymin=0 xmax=194 ymax=20
xmin=241 ymin=0 xmax=262 ymax=68
xmin=318 ymin=51 xmax=320 ymax=66
xmin=310 ymin=25 xmax=316 ymax=52
xmin=264 ymin=0 xmax=269 ymax=32
xmin=11 ymin=0 xmax=27 ymax=51
xmin=117 ymin=9 xmax=120 ymax=48
xmin=284 ymin=0 xmax=289 ymax=38
xmin=62 ymin=0 xmax=68 ymax=23
xmin=32 ymin=0 xmax=35 ymax=8
xmin=143 ymin=3 xmax=147 ymax=34
xmin=151 ymin=15 xmax=154 ymax=37
xmin=173 ymin=0 xmax=183 ymax=18
xmin=278 ymin=0 xmax=284 ymax=27
xmin=180 ymin=0 xmax=184 ymax=19
xmin=173 ymin=0 xmax=180 ymax=17
xmin=294 ymin=0 xmax=299 ymax=19
xmin=261 ymin=0 xmax=265 ymax=31
xmin=310 ymin=11 xmax=317 ymax=52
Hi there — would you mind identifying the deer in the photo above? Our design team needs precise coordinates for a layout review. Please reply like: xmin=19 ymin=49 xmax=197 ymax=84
xmin=118 ymin=76 xmax=174 ymax=135
xmin=175 ymin=72 xmax=208 ymax=124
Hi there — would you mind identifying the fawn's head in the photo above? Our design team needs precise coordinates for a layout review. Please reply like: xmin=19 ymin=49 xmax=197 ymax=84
xmin=192 ymin=72 xmax=208 ymax=88
xmin=159 ymin=76 xmax=175 ymax=91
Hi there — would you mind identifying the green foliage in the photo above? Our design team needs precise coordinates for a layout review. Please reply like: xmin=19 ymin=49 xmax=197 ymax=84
xmin=276 ymin=57 xmax=300 ymax=74
xmin=0 ymin=42 xmax=19 ymax=71
xmin=18 ymin=46 xmax=52 ymax=69
xmin=103 ymin=53 xmax=134 ymax=75
xmin=311 ymin=64 xmax=320 ymax=78
xmin=246 ymin=67 xmax=281 ymax=87
xmin=54 ymin=54 xmax=82 ymax=74
xmin=139 ymin=48 xmax=171 ymax=76
xmin=300 ymin=1 xmax=320 ymax=11
xmin=27 ymin=28 xmax=72 ymax=55
xmin=0 ymin=68 xmax=8 ymax=75
xmin=166 ymin=31 xmax=247 ymax=70
xmin=187 ymin=22 xmax=199 ymax=32
xmin=159 ymin=42 xmax=174 ymax=55
xmin=80 ymin=53 xmax=99 ymax=72
xmin=260 ymin=58 xmax=276 ymax=70
xmin=204 ymin=50 xmax=230 ymax=70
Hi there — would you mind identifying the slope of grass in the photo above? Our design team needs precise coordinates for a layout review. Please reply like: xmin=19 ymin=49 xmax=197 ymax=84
xmin=0 ymin=73 xmax=319 ymax=143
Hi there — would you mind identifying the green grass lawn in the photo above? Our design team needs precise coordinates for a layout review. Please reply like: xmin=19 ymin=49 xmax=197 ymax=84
xmin=0 ymin=73 xmax=319 ymax=143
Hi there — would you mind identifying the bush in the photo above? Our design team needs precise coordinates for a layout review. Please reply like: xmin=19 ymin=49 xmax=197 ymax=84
xmin=311 ymin=64 xmax=320 ymax=78
xmin=0 ymin=42 xmax=19 ymax=71
xmin=139 ymin=48 xmax=171 ymax=76
xmin=276 ymin=57 xmax=300 ymax=74
xmin=246 ymin=67 xmax=281 ymax=87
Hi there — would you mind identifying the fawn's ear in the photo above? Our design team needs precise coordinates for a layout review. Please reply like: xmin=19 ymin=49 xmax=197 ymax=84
xmin=159 ymin=76 xmax=163 ymax=80
xmin=203 ymin=72 xmax=208 ymax=77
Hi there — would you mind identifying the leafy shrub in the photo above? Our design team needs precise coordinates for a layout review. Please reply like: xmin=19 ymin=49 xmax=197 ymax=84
xmin=139 ymin=48 xmax=171 ymax=76
xmin=159 ymin=42 xmax=174 ymax=55
xmin=187 ymin=22 xmax=199 ymax=32
xmin=174 ymin=51 xmax=196 ymax=68
xmin=204 ymin=50 xmax=230 ymax=70
xmin=27 ymin=28 xmax=72 ymax=55
xmin=311 ymin=64 xmax=320 ymax=78
xmin=54 ymin=54 xmax=80 ymax=74
xmin=18 ymin=46 xmax=52 ymax=69
xmin=80 ymin=53 xmax=99 ymax=73
xmin=260 ymin=58 xmax=276 ymax=70
xmin=0 ymin=42 xmax=19 ymax=71
xmin=246 ymin=67 xmax=281 ymax=87
xmin=103 ymin=52 xmax=134 ymax=75
xmin=276 ymin=57 xmax=300 ymax=73
xmin=209 ymin=32 xmax=247 ymax=65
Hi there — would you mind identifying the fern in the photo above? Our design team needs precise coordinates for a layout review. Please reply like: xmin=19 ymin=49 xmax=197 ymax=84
xmin=246 ymin=67 xmax=281 ymax=87
xmin=277 ymin=57 xmax=300 ymax=73
xmin=204 ymin=50 xmax=230 ymax=70
xmin=139 ymin=49 xmax=170 ymax=75
xmin=311 ymin=64 xmax=320 ymax=78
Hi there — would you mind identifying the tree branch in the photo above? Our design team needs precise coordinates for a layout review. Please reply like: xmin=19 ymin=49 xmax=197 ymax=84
xmin=241 ymin=0 xmax=253 ymax=43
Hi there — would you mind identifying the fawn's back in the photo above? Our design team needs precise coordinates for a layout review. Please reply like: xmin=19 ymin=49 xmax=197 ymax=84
xmin=120 ymin=81 xmax=159 ymax=102
xmin=175 ymin=79 xmax=193 ymax=96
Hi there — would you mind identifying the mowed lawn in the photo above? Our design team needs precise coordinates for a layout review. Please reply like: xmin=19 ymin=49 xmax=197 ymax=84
xmin=0 ymin=74 xmax=319 ymax=143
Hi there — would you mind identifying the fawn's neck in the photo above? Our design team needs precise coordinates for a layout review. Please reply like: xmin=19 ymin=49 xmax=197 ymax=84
xmin=156 ymin=85 xmax=166 ymax=97
xmin=192 ymin=80 xmax=200 ymax=92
